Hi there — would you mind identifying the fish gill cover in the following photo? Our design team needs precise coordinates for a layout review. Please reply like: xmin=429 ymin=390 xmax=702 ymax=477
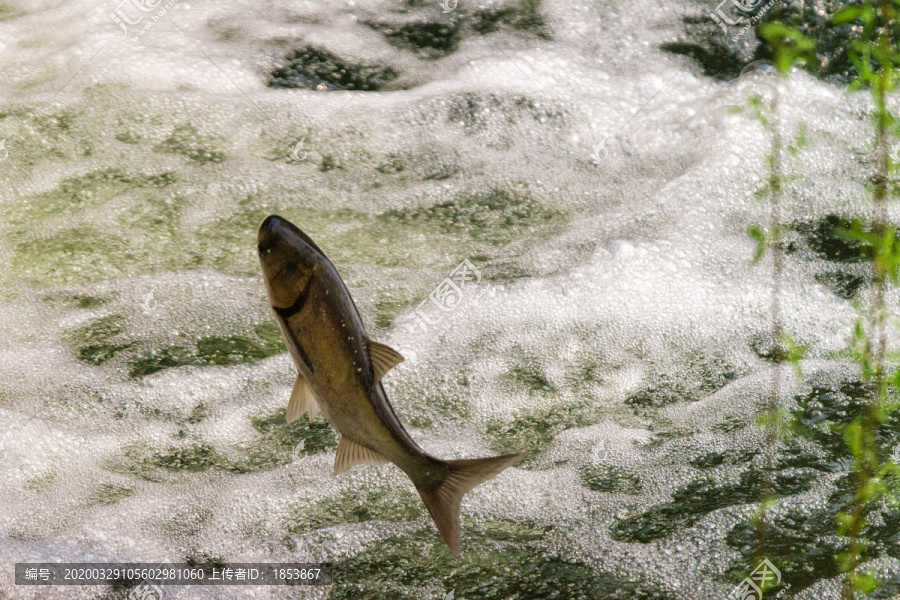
xmin=0 ymin=0 xmax=898 ymax=598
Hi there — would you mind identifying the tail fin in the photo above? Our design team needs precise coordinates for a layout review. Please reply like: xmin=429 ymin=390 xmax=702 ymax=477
xmin=417 ymin=453 xmax=524 ymax=555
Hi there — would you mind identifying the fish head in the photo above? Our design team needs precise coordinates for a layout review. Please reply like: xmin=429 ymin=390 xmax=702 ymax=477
xmin=257 ymin=215 xmax=324 ymax=309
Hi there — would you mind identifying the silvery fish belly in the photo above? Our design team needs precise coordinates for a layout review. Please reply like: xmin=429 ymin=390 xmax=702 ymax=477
xmin=257 ymin=214 xmax=523 ymax=555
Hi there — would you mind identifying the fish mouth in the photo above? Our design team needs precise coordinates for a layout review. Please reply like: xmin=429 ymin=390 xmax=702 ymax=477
xmin=257 ymin=215 xmax=287 ymax=258
xmin=258 ymin=215 xmax=329 ymax=259
xmin=258 ymin=215 xmax=321 ymax=310
xmin=257 ymin=214 xmax=285 ymax=245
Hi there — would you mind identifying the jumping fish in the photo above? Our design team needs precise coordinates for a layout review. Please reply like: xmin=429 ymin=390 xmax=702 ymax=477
xmin=257 ymin=215 xmax=523 ymax=555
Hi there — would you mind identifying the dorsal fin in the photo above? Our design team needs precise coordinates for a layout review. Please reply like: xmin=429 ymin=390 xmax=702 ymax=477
xmin=334 ymin=436 xmax=389 ymax=475
xmin=286 ymin=375 xmax=319 ymax=423
xmin=366 ymin=340 xmax=404 ymax=385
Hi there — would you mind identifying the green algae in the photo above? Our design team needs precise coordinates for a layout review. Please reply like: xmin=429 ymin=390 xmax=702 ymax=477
xmin=193 ymin=205 xmax=273 ymax=273
xmin=486 ymin=356 xmax=711 ymax=466
xmin=197 ymin=189 xmax=562 ymax=279
xmin=388 ymin=368 xmax=473 ymax=429
xmin=445 ymin=92 xmax=567 ymax=132
xmin=814 ymin=270 xmax=867 ymax=300
xmin=378 ymin=188 xmax=564 ymax=247
xmin=485 ymin=355 xmax=647 ymax=466
xmin=611 ymin=466 xmax=817 ymax=544
xmin=14 ymin=227 xmax=129 ymax=286
xmin=0 ymin=2 xmax=19 ymax=20
xmin=477 ymin=517 xmax=550 ymax=542
xmin=154 ymin=123 xmax=226 ymax=164
xmin=485 ymin=401 xmax=592 ymax=466
xmin=90 ymin=483 xmax=135 ymax=505
xmin=506 ymin=362 xmax=556 ymax=394
xmin=252 ymin=321 xmax=285 ymax=347
xmin=15 ymin=168 xmax=176 ymax=223
xmin=75 ymin=295 xmax=107 ymax=309
xmin=374 ymin=21 xmax=462 ymax=59
xmin=626 ymin=356 xmax=740 ymax=411
xmin=229 ymin=409 xmax=337 ymax=473
xmin=268 ymin=46 xmax=399 ymax=91
xmin=24 ymin=472 xmax=56 ymax=493
xmin=7 ymin=166 xmax=191 ymax=287
xmin=110 ymin=409 xmax=337 ymax=480
xmin=470 ymin=0 xmax=549 ymax=38
xmin=128 ymin=329 xmax=286 ymax=378
xmin=689 ymin=449 xmax=759 ymax=470
xmin=65 ymin=314 xmax=132 ymax=366
xmin=128 ymin=346 xmax=195 ymax=378
xmin=320 ymin=154 xmax=341 ymax=172
xmin=790 ymin=378 xmax=900 ymax=466
xmin=373 ymin=298 xmax=410 ymax=329
xmin=352 ymin=0 xmax=548 ymax=74
xmin=194 ymin=335 xmax=282 ymax=366
xmin=374 ymin=153 xmax=406 ymax=174
xmin=122 ymin=441 xmax=246 ymax=476
xmin=660 ymin=38 xmax=744 ymax=81
xmin=250 ymin=407 xmax=338 ymax=458
xmin=153 ymin=443 xmax=223 ymax=472
xmin=579 ymin=465 xmax=643 ymax=494
xmin=32 ymin=108 xmax=79 ymax=136
xmin=403 ymin=392 xmax=471 ymax=429
xmin=129 ymin=193 xmax=192 ymax=243
xmin=186 ymin=403 xmax=208 ymax=424
xmin=109 ymin=444 xmax=169 ymax=482
xmin=288 ymin=487 xmax=422 ymax=534
xmin=328 ymin=522 xmax=676 ymax=600
xmin=39 ymin=291 xmax=113 ymax=309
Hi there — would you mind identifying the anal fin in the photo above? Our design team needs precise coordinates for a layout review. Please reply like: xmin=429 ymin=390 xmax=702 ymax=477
xmin=334 ymin=436 xmax=389 ymax=475
xmin=286 ymin=375 xmax=319 ymax=423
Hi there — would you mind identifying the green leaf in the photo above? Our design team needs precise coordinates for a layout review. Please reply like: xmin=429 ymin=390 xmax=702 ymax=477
xmin=781 ymin=333 xmax=806 ymax=377
xmin=832 ymin=6 xmax=866 ymax=24
xmin=748 ymin=224 xmax=765 ymax=242
xmin=759 ymin=22 xmax=816 ymax=75
xmin=748 ymin=224 xmax=768 ymax=264
xmin=854 ymin=571 xmax=879 ymax=593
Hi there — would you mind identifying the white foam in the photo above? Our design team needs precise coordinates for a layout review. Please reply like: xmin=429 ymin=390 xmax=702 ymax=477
xmin=0 ymin=0 xmax=885 ymax=595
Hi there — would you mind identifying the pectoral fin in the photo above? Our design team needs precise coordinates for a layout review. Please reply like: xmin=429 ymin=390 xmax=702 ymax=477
xmin=334 ymin=436 xmax=389 ymax=475
xmin=367 ymin=340 xmax=404 ymax=385
xmin=286 ymin=375 xmax=319 ymax=423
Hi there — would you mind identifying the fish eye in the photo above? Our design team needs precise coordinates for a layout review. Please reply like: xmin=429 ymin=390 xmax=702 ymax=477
xmin=258 ymin=240 xmax=275 ymax=257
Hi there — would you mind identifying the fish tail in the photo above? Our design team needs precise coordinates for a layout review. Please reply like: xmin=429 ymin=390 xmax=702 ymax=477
xmin=416 ymin=453 xmax=524 ymax=555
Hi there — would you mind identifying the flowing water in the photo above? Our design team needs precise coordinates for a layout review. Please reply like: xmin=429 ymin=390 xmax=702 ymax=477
xmin=0 ymin=0 xmax=894 ymax=598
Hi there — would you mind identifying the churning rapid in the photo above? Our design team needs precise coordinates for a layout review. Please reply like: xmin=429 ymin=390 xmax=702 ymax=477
xmin=0 ymin=0 xmax=886 ymax=598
